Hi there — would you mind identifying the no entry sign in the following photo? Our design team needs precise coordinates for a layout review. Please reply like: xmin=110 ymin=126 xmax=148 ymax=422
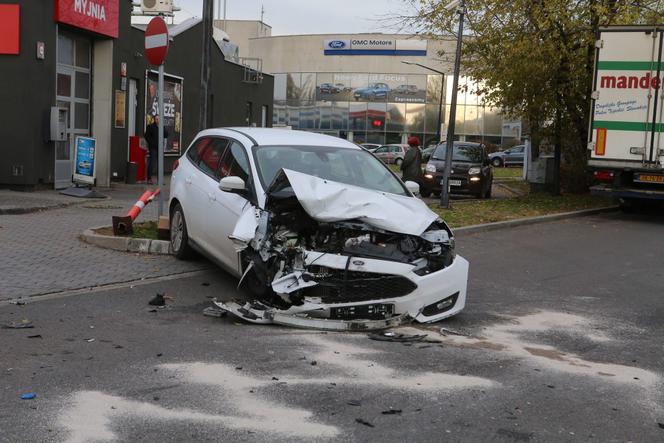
xmin=144 ymin=17 xmax=169 ymax=66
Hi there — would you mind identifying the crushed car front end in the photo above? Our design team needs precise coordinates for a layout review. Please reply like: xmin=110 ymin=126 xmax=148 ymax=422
xmin=221 ymin=168 xmax=469 ymax=330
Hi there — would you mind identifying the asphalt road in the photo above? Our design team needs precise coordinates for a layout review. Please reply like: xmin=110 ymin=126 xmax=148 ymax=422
xmin=1 ymin=211 xmax=663 ymax=442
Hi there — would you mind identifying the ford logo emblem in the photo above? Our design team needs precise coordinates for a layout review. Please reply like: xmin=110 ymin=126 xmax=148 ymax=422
xmin=329 ymin=40 xmax=346 ymax=49
xmin=352 ymin=260 xmax=365 ymax=266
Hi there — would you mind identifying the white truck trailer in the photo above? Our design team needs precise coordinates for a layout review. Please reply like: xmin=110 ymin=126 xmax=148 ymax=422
xmin=589 ymin=25 xmax=664 ymax=208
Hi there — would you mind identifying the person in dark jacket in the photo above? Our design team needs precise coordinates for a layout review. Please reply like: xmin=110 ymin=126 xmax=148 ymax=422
xmin=401 ymin=136 xmax=423 ymax=184
xmin=144 ymin=115 xmax=169 ymax=184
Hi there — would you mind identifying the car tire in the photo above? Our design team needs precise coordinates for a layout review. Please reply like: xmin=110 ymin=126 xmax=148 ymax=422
xmin=492 ymin=157 xmax=503 ymax=167
xmin=395 ymin=158 xmax=403 ymax=166
xmin=170 ymin=203 xmax=195 ymax=260
xmin=420 ymin=188 xmax=432 ymax=198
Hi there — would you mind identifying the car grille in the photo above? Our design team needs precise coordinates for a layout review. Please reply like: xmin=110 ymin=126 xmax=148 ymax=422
xmin=303 ymin=266 xmax=417 ymax=303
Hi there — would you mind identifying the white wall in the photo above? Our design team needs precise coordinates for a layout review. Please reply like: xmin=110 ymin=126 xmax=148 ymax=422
xmin=247 ymin=33 xmax=457 ymax=75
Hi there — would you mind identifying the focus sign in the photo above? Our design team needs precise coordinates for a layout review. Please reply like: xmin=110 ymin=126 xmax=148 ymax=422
xmin=73 ymin=136 xmax=96 ymax=185
xmin=144 ymin=16 xmax=169 ymax=66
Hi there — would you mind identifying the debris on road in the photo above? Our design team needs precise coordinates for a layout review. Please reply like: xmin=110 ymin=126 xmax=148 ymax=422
xmin=368 ymin=330 xmax=430 ymax=342
xmin=440 ymin=327 xmax=469 ymax=337
xmin=3 ymin=320 xmax=34 ymax=329
xmin=20 ymin=393 xmax=37 ymax=400
xmin=9 ymin=300 xmax=26 ymax=306
xmin=148 ymin=293 xmax=166 ymax=306
xmin=202 ymin=306 xmax=227 ymax=318
xmin=27 ymin=334 xmax=42 ymax=339
xmin=381 ymin=409 xmax=402 ymax=415
xmin=85 ymin=338 xmax=96 ymax=343
xmin=355 ymin=418 xmax=375 ymax=428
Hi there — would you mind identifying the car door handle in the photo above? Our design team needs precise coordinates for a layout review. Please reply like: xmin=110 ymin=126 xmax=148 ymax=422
xmin=185 ymin=177 xmax=192 ymax=184
xmin=207 ymin=192 xmax=216 ymax=201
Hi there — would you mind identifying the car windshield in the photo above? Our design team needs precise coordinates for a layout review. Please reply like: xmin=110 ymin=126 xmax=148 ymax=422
xmin=432 ymin=143 xmax=484 ymax=162
xmin=253 ymin=145 xmax=409 ymax=197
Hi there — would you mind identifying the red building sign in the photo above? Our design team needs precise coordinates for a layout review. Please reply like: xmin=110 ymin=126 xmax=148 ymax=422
xmin=54 ymin=0 xmax=119 ymax=38
xmin=0 ymin=4 xmax=20 ymax=54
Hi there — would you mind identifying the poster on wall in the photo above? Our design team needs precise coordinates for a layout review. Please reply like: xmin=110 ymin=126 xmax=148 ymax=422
xmin=73 ymin=136 xmax=96 ymax=185
xmin=315 ymin=72 xmax=427 ymax=103
xmin=145 ymin=70 xmax=183 ymax=156
xmin=114 ymin=90 xmax=126 ymax=128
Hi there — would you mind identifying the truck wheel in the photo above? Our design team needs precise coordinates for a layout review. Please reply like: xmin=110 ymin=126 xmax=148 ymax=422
xmin=420 ymin=188 xmax=432 ymax=198
xmin=170 ymin=203 xmax=195 ymax=259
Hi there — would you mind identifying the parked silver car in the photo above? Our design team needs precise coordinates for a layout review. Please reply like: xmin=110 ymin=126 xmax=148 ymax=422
xmin=372 ymin=144 xmax=409 ymax=165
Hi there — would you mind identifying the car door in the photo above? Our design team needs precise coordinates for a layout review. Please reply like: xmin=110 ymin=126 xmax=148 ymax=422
xmin=373 ymin=146 xmax=389 ymax=162
xmin=178 ymin=137 xmax=219 ymax=242
xmin=506 ymin=145 xmax=524 ymax=165
xmin=206 ymin=139 xmax=254 ymax=275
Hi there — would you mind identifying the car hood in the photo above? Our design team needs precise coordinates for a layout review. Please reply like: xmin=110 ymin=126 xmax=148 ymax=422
xmin=264 ymin=169 xmax=439 ymax=236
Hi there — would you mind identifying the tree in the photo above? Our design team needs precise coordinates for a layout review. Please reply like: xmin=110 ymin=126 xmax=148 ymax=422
xmin=407 ymin=0 xmax=663 ymax=193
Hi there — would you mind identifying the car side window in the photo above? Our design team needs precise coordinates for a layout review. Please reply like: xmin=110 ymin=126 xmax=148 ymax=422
xmin=218 ymin=140 xmax=250 ymax=182
xmin=198 ymin=138 xmax=228 ymax=179
xmin=374 ymin=147 xmax=387 ymax=153
xmin=187 ymin=137 xmax=213 ymax=165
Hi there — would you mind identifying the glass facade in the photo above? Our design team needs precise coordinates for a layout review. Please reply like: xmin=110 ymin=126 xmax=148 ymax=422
xmin=273 ymin=73 xmax=522 ymax=148
xmin=273 ymin=72 xmax=443 ymax=146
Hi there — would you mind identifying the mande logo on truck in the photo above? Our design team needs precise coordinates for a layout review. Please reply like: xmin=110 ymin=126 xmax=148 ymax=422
xmin=599 ymin=72 xmax=662 ymax=89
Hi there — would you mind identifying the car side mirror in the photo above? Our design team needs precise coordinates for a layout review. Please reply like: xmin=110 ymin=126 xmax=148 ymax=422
xmin=404 ymin=180 xmax=420 ymax=196
xmin=219 ymin=176 xmax=246 ymax=193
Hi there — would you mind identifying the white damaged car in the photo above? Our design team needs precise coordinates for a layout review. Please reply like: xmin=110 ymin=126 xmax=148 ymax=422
xmin=169 ymin=128 xmax=469 ymax=330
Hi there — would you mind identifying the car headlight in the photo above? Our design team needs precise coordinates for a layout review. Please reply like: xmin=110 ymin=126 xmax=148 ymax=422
xmin=425 ymin=163 xmax=437 ymax=173
xmin=468 ymin=167 xmax=481 ymax=175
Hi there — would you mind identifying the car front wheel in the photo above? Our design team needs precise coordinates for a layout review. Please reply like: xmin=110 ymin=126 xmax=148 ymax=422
xmin=395 ymin=157 xmax=403 ymax=166
xmin=170 ymin=203 xmax=195 ymax=259
xmin=492 ymin=157 xmax=503 ymax=167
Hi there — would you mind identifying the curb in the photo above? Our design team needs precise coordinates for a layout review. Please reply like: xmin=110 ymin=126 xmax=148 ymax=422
xmin=453 ymin=206 xmax=619 ymax=236
xmin=0 ymin=201 xmax=81 ymax=215
xmin=81 ymin=206 xmax=618 ymax=254
xmin=80 ymin=225 xmax=172 ymax=255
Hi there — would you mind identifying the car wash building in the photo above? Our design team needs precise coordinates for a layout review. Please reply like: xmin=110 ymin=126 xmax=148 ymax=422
xmin=0 ymin=1 xmax=273 ymax=190
xmin=223 ymin=22 xmax=522 ymax=147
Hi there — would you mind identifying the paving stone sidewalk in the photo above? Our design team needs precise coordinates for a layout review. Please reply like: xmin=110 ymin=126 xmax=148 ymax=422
xmin=0 ymin=184 xmax=209 ymax=301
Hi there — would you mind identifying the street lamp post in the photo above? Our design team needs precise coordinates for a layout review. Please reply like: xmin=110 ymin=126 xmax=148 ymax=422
xmin=440 ymin=0 xmax=465 ymax=209
xmin=401 ymin=60 xmax=444 ymax=144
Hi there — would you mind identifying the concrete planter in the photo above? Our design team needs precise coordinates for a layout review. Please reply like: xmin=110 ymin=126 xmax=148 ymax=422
xmin=80 ymin=225 xmax=173 ymax=255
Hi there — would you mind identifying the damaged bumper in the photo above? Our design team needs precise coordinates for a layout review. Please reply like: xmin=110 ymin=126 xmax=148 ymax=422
xmin=222 ymin=168 xmax=469 ymax=330
xmin=217 ymin=253 xmax=468 ymax=328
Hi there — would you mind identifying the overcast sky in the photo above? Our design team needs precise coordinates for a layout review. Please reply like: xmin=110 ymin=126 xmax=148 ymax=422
xmin=172 ymin=0 xmax=416 ymax=35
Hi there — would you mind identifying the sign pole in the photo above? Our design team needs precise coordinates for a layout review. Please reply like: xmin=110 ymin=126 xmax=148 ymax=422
xmin=158 ymin=63 xmax=165 ymax=218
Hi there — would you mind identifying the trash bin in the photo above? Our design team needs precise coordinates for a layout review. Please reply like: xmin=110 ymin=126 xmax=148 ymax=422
xmin=126 ymin=162 xmax=138 ymax=184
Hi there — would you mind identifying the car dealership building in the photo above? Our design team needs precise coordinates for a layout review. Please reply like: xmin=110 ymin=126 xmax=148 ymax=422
xmin=233 ymin=27 xmax=522 ymax=147
xmin=0 ymin=1 xmax=273 ymax=190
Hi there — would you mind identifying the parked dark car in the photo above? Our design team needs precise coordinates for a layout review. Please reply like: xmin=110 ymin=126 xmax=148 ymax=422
xmin=489 ymin=144 xmax=525 ymax=167
xmin=421 ymin=145 xmax=436 ymax=162
xmin=320 ymin=83 xmax=341 ymax=94
xmin=423 ymin=142 xmax=493 ymax=199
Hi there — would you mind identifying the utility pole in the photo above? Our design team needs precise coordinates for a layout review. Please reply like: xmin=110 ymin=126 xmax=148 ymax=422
xmin=199 ymin=0 xmax=214 ymax=130
xmin=440 ymin=0 xmax=465 ymax=209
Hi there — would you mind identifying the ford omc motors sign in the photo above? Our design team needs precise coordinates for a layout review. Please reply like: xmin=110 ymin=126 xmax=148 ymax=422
xmin=323 ymin=38 xmax=427 ymax=56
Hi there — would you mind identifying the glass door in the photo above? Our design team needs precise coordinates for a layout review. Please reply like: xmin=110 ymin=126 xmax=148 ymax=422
xmin=55 ymin=31 xmax=91 ymax=189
